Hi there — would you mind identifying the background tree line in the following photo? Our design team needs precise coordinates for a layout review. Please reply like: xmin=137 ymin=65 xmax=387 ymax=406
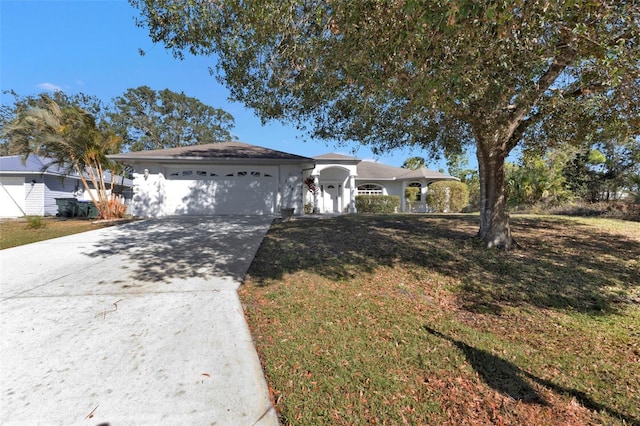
xmin=405 ymin=134 xmax=640 ymax=215
xmin=0 ymin=86 xmax=237 ymax=156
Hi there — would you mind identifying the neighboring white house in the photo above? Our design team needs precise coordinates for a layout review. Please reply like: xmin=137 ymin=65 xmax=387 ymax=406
xmin=0 ymin=154 xmax=132 ymax=218
xmin=109 ymin=141 xmax=457 ymax=217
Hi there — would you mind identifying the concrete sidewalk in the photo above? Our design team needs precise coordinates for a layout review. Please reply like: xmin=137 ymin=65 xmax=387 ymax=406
xmin=0 ymin=216 xmax=279 ymax=425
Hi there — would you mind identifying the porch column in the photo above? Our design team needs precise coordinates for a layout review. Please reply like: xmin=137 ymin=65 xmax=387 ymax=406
xmin=401 ymin=181 xmax=407 ymax=213
xmin=313 ymin=174 xmax=320 ymax=214
xmin=349 ymin=174 xmax=357 ymax=213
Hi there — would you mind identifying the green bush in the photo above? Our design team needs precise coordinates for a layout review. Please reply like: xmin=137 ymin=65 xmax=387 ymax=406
xmin=426 ymin=183 xmax=448 ymax=212
xmin=25 ymin=215 xmax=46 ymax=229
xmin=426 ymin=181 xmax=469 ymax=212
xmin=404 ymin=186 xmax=420 ymax=211
xmin=355 ymin=195 xmax=400 ymax=213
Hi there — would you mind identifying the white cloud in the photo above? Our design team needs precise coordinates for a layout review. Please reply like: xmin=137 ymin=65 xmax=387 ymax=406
xmin=36 ymin=82 xmax=63 ymax=92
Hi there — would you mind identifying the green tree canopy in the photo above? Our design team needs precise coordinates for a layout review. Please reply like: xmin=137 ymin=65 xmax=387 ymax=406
xmin=564 ymin=137 xmax=640 ymax=202
xmin=130 ymin=0 xmax=640 ymax=248
xmin=506 ymin=150 xmax=572 ymax=209
xmin=107 ymin=86 xmax=237 ymax=151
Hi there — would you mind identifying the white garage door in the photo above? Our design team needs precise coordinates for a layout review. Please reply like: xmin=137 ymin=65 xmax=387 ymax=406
xmin=164 ymin=166 xmax=278 ymax=215
xmin=0 ymin=177 xmax=25 ymax=217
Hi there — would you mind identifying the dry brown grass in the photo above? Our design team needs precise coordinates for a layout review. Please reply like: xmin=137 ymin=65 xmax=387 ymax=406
xmin=241 ymin=214 xmax=640 ymax=425
xmin=0 ymin=217 xmax=115 ymax=250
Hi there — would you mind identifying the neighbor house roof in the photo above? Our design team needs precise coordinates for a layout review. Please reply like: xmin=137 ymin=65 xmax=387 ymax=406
xmin=0 ymin=154 xmax=132 ymax=186
xmin=0 ymin=155 xmax=69 ymax=176
xmin=109 ymin=141 xmax=314 ymax=164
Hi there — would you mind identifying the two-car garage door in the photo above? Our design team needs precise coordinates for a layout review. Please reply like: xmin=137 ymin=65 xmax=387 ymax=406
xmin=163 ymin=166 xmax=278 ymax=215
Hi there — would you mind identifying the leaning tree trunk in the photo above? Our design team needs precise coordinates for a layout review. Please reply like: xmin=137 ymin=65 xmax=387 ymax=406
xmin=476 ymin=134 xmax=514 ymax=249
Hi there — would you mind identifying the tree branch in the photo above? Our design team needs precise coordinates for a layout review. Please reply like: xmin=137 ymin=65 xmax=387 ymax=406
xmin=505 ymin=41 xmax=577 ymax=148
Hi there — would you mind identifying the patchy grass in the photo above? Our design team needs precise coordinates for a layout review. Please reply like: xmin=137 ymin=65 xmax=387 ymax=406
xmin=0 ymin=217 xmax=114 ymax=249
xmin=240 ymin=214 xmax=640 ymax=425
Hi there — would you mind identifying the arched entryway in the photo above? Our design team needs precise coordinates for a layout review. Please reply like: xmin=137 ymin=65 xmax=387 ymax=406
xmin=315 ymin=166 xmax=355 ymax=213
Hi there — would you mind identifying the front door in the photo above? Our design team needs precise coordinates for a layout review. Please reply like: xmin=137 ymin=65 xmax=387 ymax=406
xmin=323 ymin=184 xmax=340 ymax=213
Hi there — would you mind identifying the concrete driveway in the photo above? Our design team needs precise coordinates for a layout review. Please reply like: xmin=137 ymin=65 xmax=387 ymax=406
xmin=0 ymin=216 xmax=279 ymax=426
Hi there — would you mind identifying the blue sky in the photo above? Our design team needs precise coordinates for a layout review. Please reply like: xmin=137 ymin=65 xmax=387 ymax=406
xmin=1 ymin=0 xmax=453 ymax=170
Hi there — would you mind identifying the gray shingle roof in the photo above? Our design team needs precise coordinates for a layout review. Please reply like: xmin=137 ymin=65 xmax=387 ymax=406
xmin=109 ymin=141 xmax=313 ymax=162
xmin=355 ymin=159 xmax=458 ymax=181
xmin=313 ymin=152 xmax=358 ymax=161
xmin=356 ymin=160 xmax=404 ymax=180
xmin=397 ymin=167 xmax=459 ymax=181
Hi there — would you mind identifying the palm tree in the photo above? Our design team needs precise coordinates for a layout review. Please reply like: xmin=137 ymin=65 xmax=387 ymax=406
xmin=402 ymin=156 xmax=427 ymax=171
xmin=3 ymin=95 xmax=125 ymax=219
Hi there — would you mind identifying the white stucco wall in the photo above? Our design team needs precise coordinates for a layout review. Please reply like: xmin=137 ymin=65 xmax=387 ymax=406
xmin=131 ymin=172 xmax=167 ymax=217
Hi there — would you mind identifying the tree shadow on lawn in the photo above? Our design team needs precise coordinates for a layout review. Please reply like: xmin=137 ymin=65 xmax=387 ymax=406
xmin=424 ymin=326 xmax=640 ymax=425
xmin=248 ymin=214 xmax=640 ymax=315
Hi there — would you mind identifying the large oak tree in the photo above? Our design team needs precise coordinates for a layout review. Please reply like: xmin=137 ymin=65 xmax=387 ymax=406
xmin=130 ymin=0 xmax=639 ymax=248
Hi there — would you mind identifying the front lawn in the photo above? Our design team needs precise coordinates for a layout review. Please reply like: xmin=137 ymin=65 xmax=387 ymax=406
xmin=0 ymin=217 xmax=115 ymax=250
xmin=240 ymin=214 xmax=640 ymax=425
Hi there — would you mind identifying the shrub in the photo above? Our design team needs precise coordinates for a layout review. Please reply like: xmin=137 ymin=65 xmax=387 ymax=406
xmin=405 ymin=186 xmax=420 ymax=212
xmin=426 ymin=183 xmax=448 ymax=212
xmin=24 ymin=215 xmax=46 ymax=229
xmin=355 ymin=195 xmax=400 ymax=213
xmin=96 ymin=194 xmax=127 ymax=219
xmin=426 ymin=181 xmax=470 ymax=212
xmin=304 ymin=203 xmax=314 ymax=214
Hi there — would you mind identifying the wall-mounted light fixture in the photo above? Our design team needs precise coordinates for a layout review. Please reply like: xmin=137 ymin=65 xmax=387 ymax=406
xmin=143 ymin=169 xmax=149 ymax=181
xmin=30 ymin=179 xmax=36 ymax=185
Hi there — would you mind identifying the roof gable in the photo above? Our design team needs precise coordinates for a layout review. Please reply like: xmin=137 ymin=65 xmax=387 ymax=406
xmin=313 ymin=152 xmax=359 ymax=161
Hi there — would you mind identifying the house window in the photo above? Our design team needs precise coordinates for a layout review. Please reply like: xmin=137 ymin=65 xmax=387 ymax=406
xmin=264 ymin=173 xmax=272 ymax=177
xmin=237 ymin=171 xmax=247 ymax=176
xmin=251 ymin=171 xmax=261 ymax=177
xmin=357 ymin=184 xmax=383 ymax=195
xmin=182 ymin=170 xmax=193 ymax=176
xmin=408 ymin=182 xmax=422 ymax=201
xmin=196 ymin=170 xmax=207 ymax=176
xmin=210 ymin=173 xmax=218 ymax=176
